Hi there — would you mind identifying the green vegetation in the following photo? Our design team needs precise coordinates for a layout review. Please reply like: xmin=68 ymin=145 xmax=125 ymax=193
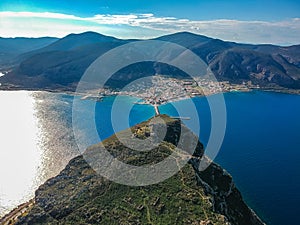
xmin=14 ymin=115 xmax=264 ymax=225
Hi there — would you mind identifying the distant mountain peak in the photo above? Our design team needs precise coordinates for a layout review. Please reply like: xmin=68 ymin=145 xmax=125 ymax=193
xmin=155 ymin=31 xmax=212 ymax=48
xmin=64 ymin=31 xmax=117 ymax=40
xmin=1 ymin=31 xmax=299 ymax=90
xmin=160 ymin=31 xmax=212 ymax=39
xmin=181 ymin=31 xmax=212 ymax=39
xmin=36 ymin=31 xmax=119 ymax=52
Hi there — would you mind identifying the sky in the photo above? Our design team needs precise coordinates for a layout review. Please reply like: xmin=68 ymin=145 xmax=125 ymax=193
xmin=0 ymin=0 xmax=299 ymax=45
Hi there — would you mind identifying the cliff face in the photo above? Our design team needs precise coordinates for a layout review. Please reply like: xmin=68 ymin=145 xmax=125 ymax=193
xmin=13 ymin=115 xmax=264 ymax=225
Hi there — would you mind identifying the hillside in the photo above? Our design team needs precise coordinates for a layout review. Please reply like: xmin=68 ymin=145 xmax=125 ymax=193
xmin=5 ymin=115 xmax=265 ymax=225
xmin=0 ymin=37 xmax=58 ymax=66
xmin=0 ymin=31 xmax=299 ymax=90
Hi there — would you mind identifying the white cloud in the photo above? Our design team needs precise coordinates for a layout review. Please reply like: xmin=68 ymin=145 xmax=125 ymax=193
xmin=0 ymin=11 xmax=80 ymax=20
xmin=0 ymin=11 xmax=299 ymax=45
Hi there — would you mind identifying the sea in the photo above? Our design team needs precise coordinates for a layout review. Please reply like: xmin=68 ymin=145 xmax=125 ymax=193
xmin=0 ymin=90 xmax=299 ymax=225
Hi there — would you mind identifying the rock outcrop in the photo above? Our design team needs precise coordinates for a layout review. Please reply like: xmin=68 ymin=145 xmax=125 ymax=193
xmin=11 ymin=115 xmax=264 ymax=225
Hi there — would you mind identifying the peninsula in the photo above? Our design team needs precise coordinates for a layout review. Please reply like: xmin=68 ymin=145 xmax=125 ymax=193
xmin=1 ymin=115 xmax=265 ymax=225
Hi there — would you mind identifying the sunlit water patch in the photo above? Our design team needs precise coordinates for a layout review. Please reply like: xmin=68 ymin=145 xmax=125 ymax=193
xmin=0 ymin=91 xmax=154 ymax=217
xmin=1 ymin=90 xmax=299 ymax=225
xmin=0 ymin=91 xmax=79 ymax=217
xmin=0 ymin=91 xmax=42 ymax=216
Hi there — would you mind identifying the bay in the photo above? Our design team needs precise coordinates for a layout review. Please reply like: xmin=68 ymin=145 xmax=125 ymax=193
xmin=0 ymin=90 xmax=299 ymax=225
xmin=160 ymin=91 xmax=300 ymax=225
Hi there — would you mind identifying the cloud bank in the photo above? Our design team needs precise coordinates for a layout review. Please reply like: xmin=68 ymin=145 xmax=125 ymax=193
xmin=0 ymin=11 xmax=299 ymax=45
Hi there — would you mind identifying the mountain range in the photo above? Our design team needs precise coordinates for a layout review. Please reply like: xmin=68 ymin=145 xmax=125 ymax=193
xmin=0 ymin=37 xmax=58 ymax=66
xmin=0 ymin=31 xmax=299 ymax=90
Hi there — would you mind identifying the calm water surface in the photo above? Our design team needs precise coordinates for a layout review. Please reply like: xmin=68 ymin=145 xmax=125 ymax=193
xmin=160 ymin=91 xmax=300 ymax=225
xmin=0 ymin=91 xmax=79 ymax=216
xmin=0 ymin=90 xmax=299 ymax=225
xmin=0 ymin=91 xmax=154 ymax=216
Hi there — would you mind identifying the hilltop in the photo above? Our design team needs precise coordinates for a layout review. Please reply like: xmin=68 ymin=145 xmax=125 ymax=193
xmin=3 ymin=115 xmax=265 ymax=225
xmin=0 ymin=31 xmax=299 ymax=91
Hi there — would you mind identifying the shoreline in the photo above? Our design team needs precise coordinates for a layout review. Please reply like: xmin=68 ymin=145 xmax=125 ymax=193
xmin=0 ymin=85 xmax=299 ymax=105
xmin=0 ymin=87 xmax=296 ymax=224
xmin=0 ymin=199 xmax=34 ymax=225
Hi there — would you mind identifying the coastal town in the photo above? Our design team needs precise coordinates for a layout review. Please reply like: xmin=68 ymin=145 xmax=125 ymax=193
xmin=79 ymin=75 xmax=261 ymax=106
xmin=1 ymin=72 xmax=299 ymax=106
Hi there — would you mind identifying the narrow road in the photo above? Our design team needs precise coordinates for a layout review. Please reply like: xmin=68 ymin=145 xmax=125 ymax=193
xmin=154 ymin=103 xmax=160 ymax=116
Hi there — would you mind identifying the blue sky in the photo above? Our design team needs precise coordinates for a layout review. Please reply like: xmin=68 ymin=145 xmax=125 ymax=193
xmin=1 ymin=0 xmax=299 ymax=20
xmin=0 ymin=0 xmax=299 ymax=45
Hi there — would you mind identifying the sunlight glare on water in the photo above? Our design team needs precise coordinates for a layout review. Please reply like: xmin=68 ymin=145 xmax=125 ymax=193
xmin=0 ymin=91 xmax=42 ymax=216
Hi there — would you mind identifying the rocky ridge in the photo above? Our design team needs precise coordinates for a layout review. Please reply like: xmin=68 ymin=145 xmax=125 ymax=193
xmin=7 ymin=115 xmax=265 ymax=225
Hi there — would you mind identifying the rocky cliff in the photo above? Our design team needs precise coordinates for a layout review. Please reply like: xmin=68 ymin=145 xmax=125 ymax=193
xmin=10 ymin=115 xmax=264 ymax=225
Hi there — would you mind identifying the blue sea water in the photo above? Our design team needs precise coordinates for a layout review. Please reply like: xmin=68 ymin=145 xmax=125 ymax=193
xmin=160 ymin=91 xmax=300 ymax=225
xmin=71 ymin=91 xmax=300 ymax=225
xmin=73 ymin=91 xmax=300 ymax=224
xmin=216 ymin=92 xmax=300 ymax=225
xmin=1 ymin=90 xmax=299 ymax=224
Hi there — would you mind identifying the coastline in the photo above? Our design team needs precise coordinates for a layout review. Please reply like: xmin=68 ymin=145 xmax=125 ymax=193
xmin=0 ymin=86 xmax=299 ymax=224
xmin=0 ymin=83 xmax=299 ymax=105
xmin=0 ymin=200 xmax=34 ymax=225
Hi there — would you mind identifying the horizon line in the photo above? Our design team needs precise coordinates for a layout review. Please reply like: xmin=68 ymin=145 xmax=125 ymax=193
xmin=1 ymin=30 xmax=299 ymax=47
